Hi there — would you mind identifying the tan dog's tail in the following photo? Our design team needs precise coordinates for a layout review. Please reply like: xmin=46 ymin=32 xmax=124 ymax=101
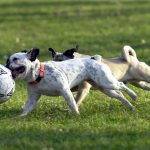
xmin=121 ymin=45 xmax=138 ymax=63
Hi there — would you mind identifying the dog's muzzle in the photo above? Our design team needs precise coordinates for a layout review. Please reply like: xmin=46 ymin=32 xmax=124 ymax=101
xmin=10 ymin=66 xmax=25 ymax=79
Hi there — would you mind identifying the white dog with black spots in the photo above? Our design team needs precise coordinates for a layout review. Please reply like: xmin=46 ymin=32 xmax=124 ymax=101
xmin=6 ymin=48 xmax=137 ymax=116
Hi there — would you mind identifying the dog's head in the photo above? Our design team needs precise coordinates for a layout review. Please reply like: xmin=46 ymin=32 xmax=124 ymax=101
xmin=49 ymin=45 xmax=79 ymax=61
xmin=6 ymin=48 xmax=39 ymax=79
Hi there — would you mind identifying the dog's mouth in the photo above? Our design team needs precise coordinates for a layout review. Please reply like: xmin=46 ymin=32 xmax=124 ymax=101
xmin=11 ymin=66 xmax=26 ymax=79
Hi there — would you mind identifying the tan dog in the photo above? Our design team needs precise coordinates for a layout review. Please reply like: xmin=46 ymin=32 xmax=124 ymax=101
xmin=49 ymin=45 xmax=150 ymax=106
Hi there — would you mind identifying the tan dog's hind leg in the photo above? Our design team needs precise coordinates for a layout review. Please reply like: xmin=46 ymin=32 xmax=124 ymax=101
xmin=132 ymin=81 xmax=150 ymax=90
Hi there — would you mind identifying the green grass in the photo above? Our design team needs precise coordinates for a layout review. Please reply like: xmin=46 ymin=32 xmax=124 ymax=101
xmin=0 ymin=0 xmax=150 ymax=149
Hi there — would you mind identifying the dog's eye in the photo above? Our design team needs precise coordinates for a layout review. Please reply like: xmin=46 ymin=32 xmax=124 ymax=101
xmin=13 ymin=57 xmax=18 ymax=61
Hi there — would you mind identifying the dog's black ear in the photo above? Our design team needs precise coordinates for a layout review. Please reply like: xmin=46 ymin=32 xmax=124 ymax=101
xmin=49 ymin=48 xmax=56 ymax=58
xmin=63 ymin=45 xmax=79 ymax=59
xmin=27 ymin=47 xmax=40 ymax=61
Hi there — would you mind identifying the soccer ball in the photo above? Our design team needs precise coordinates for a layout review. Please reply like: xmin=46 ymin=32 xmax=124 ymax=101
xmin=0 ymin=64 xmax=15 ymax=103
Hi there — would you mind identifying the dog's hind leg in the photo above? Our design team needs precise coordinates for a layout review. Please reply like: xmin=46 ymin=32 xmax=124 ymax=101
xmin=75 ymin=81 xmax=92 ymax=107
xmin=132 ymin=81 xmax=150 ymax=90
xmin=119 ymin=82 xmax=137 ymax=100
xmin=61 ymin=88 xmax=80 ymax=114
xmin=102 ymin=89 xmax=133 ymax=109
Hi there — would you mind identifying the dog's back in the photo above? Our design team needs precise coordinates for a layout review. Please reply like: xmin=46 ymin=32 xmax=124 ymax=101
xmin=47 ymin=59 xmax=88 ymax=88
xmin=48 ymin=45 xmax=137 ymax=81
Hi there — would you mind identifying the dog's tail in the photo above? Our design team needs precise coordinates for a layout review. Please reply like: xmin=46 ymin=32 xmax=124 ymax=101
xmin=121 ymin=45 xmax=138 ymax=63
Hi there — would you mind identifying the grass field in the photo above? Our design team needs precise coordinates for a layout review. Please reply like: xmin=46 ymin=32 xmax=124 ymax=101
xmin=0 ymin=0 xmax=150 ymax=150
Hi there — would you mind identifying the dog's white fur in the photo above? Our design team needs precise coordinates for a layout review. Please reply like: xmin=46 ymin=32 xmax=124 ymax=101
xmin=50 ymin=45 xmax=150 ymax=106
xmin=6 ymin=48 xmax=137 ymax=116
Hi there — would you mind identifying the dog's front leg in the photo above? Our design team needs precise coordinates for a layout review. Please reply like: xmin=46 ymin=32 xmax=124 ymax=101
xmin=132 ymin=81 xmax=150 ymax=90
xmin=62 ymin=88 xmax=80 ymax=114
xmin=20 ymin=91 xmax=41 ymax=116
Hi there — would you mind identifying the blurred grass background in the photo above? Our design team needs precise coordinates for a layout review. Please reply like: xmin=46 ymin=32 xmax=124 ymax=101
xmin=0 ymin=0 xmax=150 ymax=150
xmin=0 ymin=0 xmax=150 ymax=62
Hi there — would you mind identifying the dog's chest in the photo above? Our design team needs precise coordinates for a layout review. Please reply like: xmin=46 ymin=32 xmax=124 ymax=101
xmin=35 ymin=82 xmax=62 ymax=96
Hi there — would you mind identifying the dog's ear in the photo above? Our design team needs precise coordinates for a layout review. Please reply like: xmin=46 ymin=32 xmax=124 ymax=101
xmin=27 ymin=47 xmax=40 ymax=61
xmin=49 ymin=48 xmax=56 ymax=58
xmin=63 ymin=45 xmax=79 ymax=59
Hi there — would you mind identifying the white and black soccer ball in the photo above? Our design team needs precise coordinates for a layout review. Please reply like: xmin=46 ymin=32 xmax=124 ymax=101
xmin=0 ymin=64 xmax=15 ymax=103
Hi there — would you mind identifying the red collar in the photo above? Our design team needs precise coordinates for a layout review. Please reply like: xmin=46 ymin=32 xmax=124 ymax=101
xmin=29 ymin=63 xmax=45 ymax=85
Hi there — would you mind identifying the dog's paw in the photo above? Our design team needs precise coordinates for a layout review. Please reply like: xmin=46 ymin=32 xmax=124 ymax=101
xmin=131 ymin=93 xmax=137 ymax=101
xmin=128 ymin=105 xmax=133 ymax=110
xmin=19 ymin=112 xmax=28 ymax=117
xmin=74 ymin=110 xmax=80 ymax=115
xmin=129 ymin=105 xmax=135 ymax=110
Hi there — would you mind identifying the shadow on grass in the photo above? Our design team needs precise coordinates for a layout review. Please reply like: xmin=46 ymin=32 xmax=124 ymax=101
xmin=0 ymin=108 xmax=21 ymax=118
xmin=0 ymin=126 xmax=150 ymax=150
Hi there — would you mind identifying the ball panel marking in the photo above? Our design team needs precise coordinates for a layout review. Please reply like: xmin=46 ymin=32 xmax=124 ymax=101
xmin=0 ymin=64 xmax=15 ymax=103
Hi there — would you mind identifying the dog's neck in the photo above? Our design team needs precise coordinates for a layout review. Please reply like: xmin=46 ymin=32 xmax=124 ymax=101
xmin=24 ymin=59 xmax=41 ymax=82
